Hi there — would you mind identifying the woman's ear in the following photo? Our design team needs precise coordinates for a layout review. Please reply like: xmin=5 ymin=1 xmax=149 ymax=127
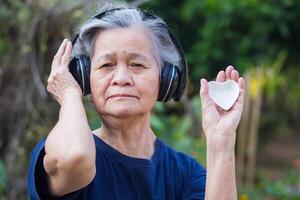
xmin=89 ymin=94 xmax=94 ymax=103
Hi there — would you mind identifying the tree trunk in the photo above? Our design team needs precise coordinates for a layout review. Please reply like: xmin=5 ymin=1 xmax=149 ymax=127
xmin=237 ymin=73 xmax=250 ymax=185
xmin=246 ymin=74 xmax=263 ymax=188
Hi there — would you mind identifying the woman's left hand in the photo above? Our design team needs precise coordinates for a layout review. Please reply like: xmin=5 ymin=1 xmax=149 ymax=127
xmin=200 ymin=65 xmax=245 ymax=149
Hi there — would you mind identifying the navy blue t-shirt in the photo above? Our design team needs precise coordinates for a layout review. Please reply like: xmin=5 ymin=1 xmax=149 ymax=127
xmin=27 ymin=134 xmax=206 ymax=199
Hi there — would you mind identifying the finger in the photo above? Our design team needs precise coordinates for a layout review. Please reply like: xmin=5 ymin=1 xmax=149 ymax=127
xmin=53 ymin=39 xmax=68 ymax=64
xmin=236 ymin=77 xmax=245 ymax=103
xmin=231 ymin=70 xmax=239 ymax=82
xmin=216 ymin=70 xmax=225 ymax=82
xmin=200 ymin=78 xmax=213 ymax=108
xmin=231 ymin=77 xmax=245 ymax=111
xmin=225 ymin=65 xmax=234 ymax=80
xmin=61 ymin=41 xmax=72 ymax=67
xmin=238 ymin=77 xmax=245 ymax=90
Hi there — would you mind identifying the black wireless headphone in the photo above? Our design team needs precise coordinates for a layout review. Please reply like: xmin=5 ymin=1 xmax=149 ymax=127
xmin=69 ymin=8 xmax=187 ymax=102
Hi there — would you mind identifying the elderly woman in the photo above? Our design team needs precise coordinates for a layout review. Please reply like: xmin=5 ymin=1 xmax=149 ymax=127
xmin=28 ymin=5 xmax=244 ymax=200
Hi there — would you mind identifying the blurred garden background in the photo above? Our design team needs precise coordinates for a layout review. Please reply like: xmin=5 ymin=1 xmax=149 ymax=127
xmin=0 ymin=0 xmax=299 ymax=199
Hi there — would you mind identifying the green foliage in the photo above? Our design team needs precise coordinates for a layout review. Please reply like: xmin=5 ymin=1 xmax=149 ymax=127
xmin=239 ymin=169 xmax=300 ymax=199
xmin=0 ymin=160 xmax=6 ymax=198
xmin=261 ymin=51 xmax=288 ymax=103
xmin=285 ymin=68 xmax=300 ymax=111
xmin=84 ymin=98 xmax=101 ymax=130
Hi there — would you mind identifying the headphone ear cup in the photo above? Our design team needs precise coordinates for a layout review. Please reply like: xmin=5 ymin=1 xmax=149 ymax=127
xmin=81 ymin=56 xmax=91 ymax=95
xmin=158 ymin=62 xmax=179 ymax=102
xmin=69 ymin=55 xmax=91 ymax=96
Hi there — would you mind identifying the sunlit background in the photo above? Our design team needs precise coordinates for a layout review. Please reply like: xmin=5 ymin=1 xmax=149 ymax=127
xmin=0 ymin=0 xmax=299 ymax=199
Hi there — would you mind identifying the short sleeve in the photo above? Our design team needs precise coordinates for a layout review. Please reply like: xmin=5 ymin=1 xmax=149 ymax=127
xmin=181 ymin=158 xmax=206 ymax=200
xmin=27 ymin=138 xmax=83 ymax=200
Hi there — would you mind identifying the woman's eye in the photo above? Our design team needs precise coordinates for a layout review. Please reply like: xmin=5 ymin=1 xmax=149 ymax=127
xmin=101 ymin=63 xmax=114 ymax=68
xmin=130 ymin=63 xmax=144 ymax=68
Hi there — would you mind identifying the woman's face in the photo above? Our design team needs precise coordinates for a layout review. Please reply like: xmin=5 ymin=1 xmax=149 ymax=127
xmin=90 ymin=27 xmax=160 ymax=118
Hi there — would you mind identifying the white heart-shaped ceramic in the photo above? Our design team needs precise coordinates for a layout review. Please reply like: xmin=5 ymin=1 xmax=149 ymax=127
xmin=208 ymin=80 xmax=239 ymax=110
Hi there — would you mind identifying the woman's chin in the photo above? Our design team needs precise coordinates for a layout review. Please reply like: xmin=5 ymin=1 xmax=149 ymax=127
xmin=102 ymin=105 xmax=148 ymax=118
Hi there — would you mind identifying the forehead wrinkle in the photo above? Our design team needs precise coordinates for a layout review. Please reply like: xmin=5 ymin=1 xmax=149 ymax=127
xmin=96 ymin=53 xmax=116 ymax=63
xmin=97 ymin=51 xmax=151 ymax=62
xmin=128 ymin=52 xmax=149 ymax=62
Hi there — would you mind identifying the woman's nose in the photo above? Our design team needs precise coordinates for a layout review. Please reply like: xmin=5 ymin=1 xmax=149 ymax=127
xmin=111 ymin=65 xmax=133 ymax=86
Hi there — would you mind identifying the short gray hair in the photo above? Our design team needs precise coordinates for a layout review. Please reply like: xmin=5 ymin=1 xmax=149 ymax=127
xmin=72 ymin=5 xmax=180 ymax=70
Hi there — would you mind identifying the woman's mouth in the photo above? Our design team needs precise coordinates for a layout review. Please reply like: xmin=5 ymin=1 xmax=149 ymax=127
xmin=107 ymin=94 xmax=138 ymax=100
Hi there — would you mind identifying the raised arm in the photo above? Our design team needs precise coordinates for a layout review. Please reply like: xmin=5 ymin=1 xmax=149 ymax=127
xmin=200 ymin=66 xmax=245 ymax=200
xmin=44 ymin=39 xmax=96 ymax=196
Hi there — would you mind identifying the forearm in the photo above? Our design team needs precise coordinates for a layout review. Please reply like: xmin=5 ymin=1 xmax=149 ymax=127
xmin=205 ymin=134 xmax=237 ymax=200
xmin=41 ymin=39 xmax=96 ymax=196
xmin=44 ymin=91 xmax=96 ymax=182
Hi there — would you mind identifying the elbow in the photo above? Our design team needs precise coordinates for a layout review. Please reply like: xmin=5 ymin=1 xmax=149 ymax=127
xmin=60 ymin=152 xmax=96 ymax=179
xmin=70 ymin=153 xmax=96 ymax=182
xmin=44 ymin=152 xmax=96 ymax=192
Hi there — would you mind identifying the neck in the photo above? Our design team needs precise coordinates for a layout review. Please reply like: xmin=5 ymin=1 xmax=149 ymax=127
xmin=94 ymin=113 xmax=156 ymax=159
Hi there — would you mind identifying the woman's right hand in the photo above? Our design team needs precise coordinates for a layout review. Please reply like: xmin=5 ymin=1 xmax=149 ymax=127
xmin=47 ymin=39 xmax=82 ymax=105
